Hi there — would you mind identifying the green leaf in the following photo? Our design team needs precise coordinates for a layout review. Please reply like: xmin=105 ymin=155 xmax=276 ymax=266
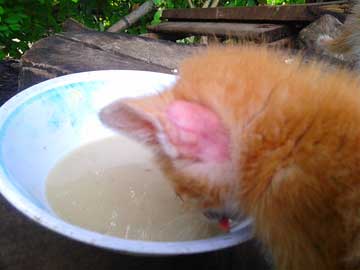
xmin=71 ymin=0 xmax=79 ymax=2
xmin=166 ymin=0 xmax=175 ymax=8
xmin=0 ymin=6 xmax=4 ymax=15
xmin=225 ymin=0 xmax=246 ymax=7
xmin=18 ymin=41 xmax=29 ymax=51
xmin=0 ymin=50 xmax=5 ymax=60
xmin=153 ymin=0 xmax=164 ymax=6
xmin=246 ymin=0 xmax=256 ymax=6
xmin=5 ymin=15 xmax=22 ymax=24
xmin=18 ymin=13 xmax=28 ymax=19
xmin=139 ymin=24 xmax=147 ymax=34
xmin=9 ymin=23 xmax=21 ymax=31
xmin=0 ymin=25 xmax=8 ymax=32
xmin=99 ymin=22 xmax=105 ymax=32
xmin=151 ymin=10 xmax=162 ymax=25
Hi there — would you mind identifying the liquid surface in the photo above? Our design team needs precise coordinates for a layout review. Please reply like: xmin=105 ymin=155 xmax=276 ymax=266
xmin=46 ymin=136 xmax=222 ymax=241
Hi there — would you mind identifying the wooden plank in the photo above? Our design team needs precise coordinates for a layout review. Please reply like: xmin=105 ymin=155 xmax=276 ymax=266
xmin=0 ymin=60 xmax=21 ymax=105
xmin=162 ymin=1 xmax=349 ymax=22
xmin=62 ymin=18 xmax=92 ymax=32
xmin=147 ymin=22 xmax=291 ymax=42
xmin=19 ymin=31 xmax=202 ymax=89
xmin=307 ymin=2 xmax=349 ymax=21
xmin=19 ymin=35 xmax=175 ymax=89
xmin=139 ymin=32 xmax=190 ymax=41
xmin=266 ymin=36 xmax=296 ymax=48
xmin=57 ymin=31 xmax=200 ymax=70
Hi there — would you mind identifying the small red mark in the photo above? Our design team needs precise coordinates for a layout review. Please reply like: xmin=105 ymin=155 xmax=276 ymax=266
xmin=219 ymin=217 xmax=230 ymax=232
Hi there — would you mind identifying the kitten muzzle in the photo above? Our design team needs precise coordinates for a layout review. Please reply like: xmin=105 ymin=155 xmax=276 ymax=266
xmin=203 ymin=210 xmax=235 ymax=232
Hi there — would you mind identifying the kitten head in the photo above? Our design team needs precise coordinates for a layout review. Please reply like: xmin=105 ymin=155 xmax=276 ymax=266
xmin=100 ymin=94 xmax=242 ymax=223
xmin=99 ymin=46 xmax=287 ymax=225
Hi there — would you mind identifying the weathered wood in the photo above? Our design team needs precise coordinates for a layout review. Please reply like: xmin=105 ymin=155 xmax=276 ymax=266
xmin=57 ymin=31 xmax=200 ymax=69
xmin=62 ymin=18 xmax=91 ymax=32
xmin=107 ymin=0 xmax=155 ymax=32
xmin=267 ymin=36 xmax=296 ymax=48
xmin=307 ymin=2 xmax=350 ymax=22
xmin=139 ymin=32 xmax=163 ymax=39
xmin=19 ymin=36 xmax=170 ymax=89
xmin=147 ymin=22 xmax=291 ymax=42
xmin=0 ymin=59 xmax=20 ymax=104
xmin=162 ymin=1 xmax=349 ymax=23
xmin=19 ymin=31 xmax=200 ymax=89
xmin=19 ymin=67 xmax=61 ymax=91
xmin=139 ymin=32 xmax=190 ymax=41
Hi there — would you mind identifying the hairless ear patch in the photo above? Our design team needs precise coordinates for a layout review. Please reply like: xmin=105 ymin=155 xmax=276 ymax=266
xmin=166 ymin=101 xmax=230 ymax=162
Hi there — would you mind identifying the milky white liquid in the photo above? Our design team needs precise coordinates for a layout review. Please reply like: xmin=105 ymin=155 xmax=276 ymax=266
xmin=46 ymin=136 xmax=222 ymax=241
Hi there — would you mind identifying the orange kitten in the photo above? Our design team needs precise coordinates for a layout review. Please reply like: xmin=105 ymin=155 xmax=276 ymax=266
xmin=100 ymin=46 xmax=360 ymax=270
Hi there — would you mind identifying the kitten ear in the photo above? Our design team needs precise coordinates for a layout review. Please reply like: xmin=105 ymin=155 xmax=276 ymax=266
xmin=165 ymin=101 xmax=230 ymax=162
xmin=99 ymin=95 xmax=166 ymax=145
xmin=100 ymin=97 xmax=230 ymax=163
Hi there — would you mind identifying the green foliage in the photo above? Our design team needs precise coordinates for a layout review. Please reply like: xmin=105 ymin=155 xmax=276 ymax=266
xmin=0 ymin=0 xmax=147 ymax=59
xmin=0 ymin=0 xmax=305 ymax=60
xmin=223 ymin=0 xmax=246 ymax=7
xmin=266 ymin=0 xmax=304 ymax=5
xmin=0 ymin=0 xmax=52 ymax=58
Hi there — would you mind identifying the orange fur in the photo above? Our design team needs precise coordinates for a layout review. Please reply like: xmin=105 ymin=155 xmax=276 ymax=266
xmin=100 ymin=45 xmax=360 ymax=270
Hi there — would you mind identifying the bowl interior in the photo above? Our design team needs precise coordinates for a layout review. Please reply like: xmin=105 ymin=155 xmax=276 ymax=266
xmin=0 ymin=70 xmax=252 ymax=255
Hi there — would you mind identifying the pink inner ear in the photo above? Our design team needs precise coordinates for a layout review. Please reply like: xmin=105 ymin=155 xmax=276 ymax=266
xmin=166 ymin=101 xmax=230 ymax=162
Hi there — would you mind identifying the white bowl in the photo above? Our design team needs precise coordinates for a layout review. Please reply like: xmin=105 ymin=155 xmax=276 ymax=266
xmin=0 ymin=70 xmax=252 ymax=255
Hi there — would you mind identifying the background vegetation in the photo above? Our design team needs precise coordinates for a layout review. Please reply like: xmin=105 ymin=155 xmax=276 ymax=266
xmin=0 ymin=0 xmax=305 ymax=59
